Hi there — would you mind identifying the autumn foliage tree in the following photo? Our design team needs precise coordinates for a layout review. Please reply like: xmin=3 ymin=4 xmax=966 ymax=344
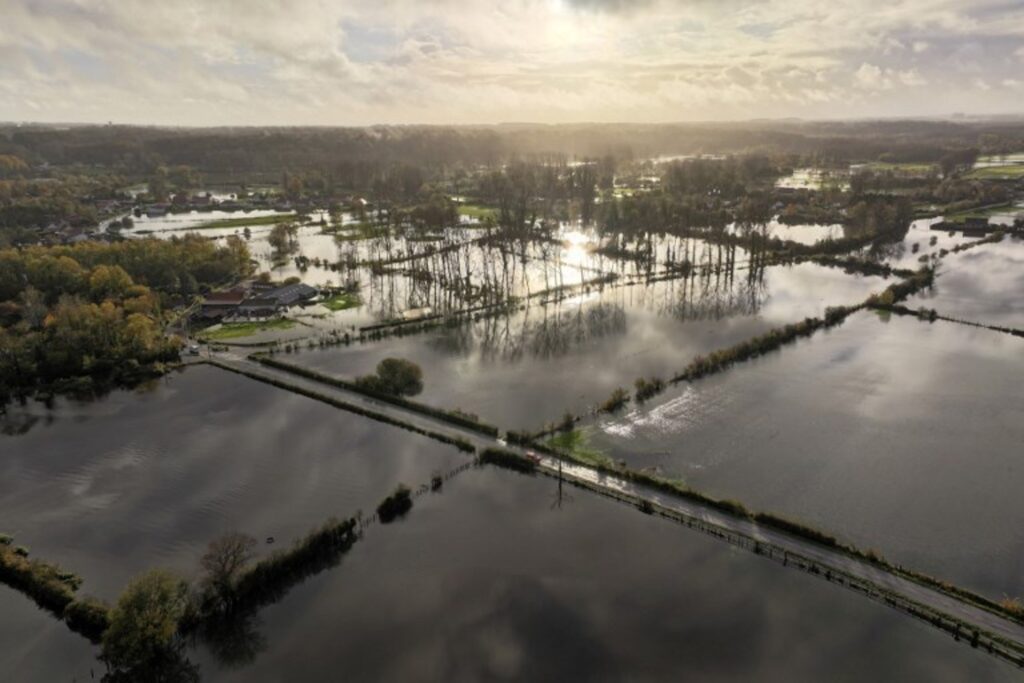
xmin=0 ymin=235 xmax=252 ymax=399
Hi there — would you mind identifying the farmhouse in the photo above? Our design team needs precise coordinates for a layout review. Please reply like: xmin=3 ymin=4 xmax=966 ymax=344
xmin=199 ymin=289 xmax=246 ymax=320
xmin=235 ymin=282 xmax=318 ymax=316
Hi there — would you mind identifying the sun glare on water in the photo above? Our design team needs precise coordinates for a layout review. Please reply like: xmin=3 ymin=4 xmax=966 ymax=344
xmin=561 ymin=228 xmax=593 ymax=268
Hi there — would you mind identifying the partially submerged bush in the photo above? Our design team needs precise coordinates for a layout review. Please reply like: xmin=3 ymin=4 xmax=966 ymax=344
xmin=634 ymin=376 xmax=665 ymax=403
xmin=377 ymin=485 xmax=413 ymax=523
xmin=356 ymin=358 xmax=424 ymax=397
xmin=600 ymin=387 xmax=630 ymax=413
xmin=229 ymin=518 xmax=357 ymax=612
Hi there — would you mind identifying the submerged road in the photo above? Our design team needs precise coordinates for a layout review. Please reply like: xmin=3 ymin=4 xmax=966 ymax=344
xmin=206 ymin=350 xmax=1024 ymax=665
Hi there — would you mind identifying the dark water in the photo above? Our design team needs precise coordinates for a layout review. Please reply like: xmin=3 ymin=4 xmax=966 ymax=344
xmin=288 ymin=262 xmax=887 ymax=430
xmin=0 ymin=587 xmax=98 ymax=680
xmin=592 ymin=312 xmax=1024 ymax=597
xmin=0 ymin=365 xmax=467 ymax=600
xmin=183 ymin=467 xmax=1019 ymax=682
xmin=2 ymin=365 xmax=1022 ymax=681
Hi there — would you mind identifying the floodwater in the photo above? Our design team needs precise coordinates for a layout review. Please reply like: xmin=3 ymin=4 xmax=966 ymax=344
xmin=0 ymin=364 xmax=467 ymax=600
xmin=7 ymin=465 xmax=1019 ymax=681
xmin=591 ymin=312 xmax=1024 ymax=598
xmin=186 ymin=466 xmax=1021 ymax=682
xmin=128 ymin=208 xmax=295 ymax=234
xmin=726 ymin=219 xmax=844 ymax=246
xmin=0 ymin=586 xmax=98 ymax=680
xmin=775 ymin=168 xmax=848 ymax=190
xmin=870 ymin=217 xmax=978 ymax=270
xmin=2 ymin=268 xmax=1023 ymax=681
xmin=287 ymin=261 xmax=888 ymax=431
xmin=973 ymin=153 xmax=1024 ymax=169
xmin=908 ymin=235 xmax=1024 ymax=329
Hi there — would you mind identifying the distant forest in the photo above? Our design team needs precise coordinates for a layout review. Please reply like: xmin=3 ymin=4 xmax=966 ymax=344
xmin=2 ymin=119 xmax=1023 ymax=180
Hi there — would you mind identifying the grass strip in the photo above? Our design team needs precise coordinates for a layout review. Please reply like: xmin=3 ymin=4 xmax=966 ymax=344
xmin=199 ymin=319 xmax=296 ymax=342
xmin=192 ymin=213 xmax=298 ymax=230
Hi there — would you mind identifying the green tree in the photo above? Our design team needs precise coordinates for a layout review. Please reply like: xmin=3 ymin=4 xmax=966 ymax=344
xmin=282 ymin=171 xmax=303 ymax=201
xmin=268 ymin=222 xmax=298 ymax=258
xmin=168 ymin=166 xmax=200 ymax=192
xmin=148 ymin=169 xmax=169 ymax=203
xmin=21 ymin=286 xmax=48 ymax=329
xmin=102 ymin=569 xmax=189 ymax=672
xmin=26 ymin=255 xmax=85 ymax=302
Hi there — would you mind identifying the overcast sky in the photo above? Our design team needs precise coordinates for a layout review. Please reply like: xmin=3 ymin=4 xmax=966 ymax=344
xmin=2 ymin=0 xmax=1023 ymax=125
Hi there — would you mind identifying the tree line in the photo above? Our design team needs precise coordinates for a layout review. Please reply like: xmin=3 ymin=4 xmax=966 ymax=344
xmin=0 ymin=235 xmax=252 ymax=400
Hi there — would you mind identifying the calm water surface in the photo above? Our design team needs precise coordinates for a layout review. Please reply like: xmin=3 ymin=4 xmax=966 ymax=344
xmin=0 ymin=587 xmax=98 ymax=681
xmin=0 ymin=365 xmax=467 ymax=599
xmin=287 ymin=262 xmax=888 ymax=430
xmin=2 ymin=350 xmax=1022 ymax=680
xmin=909 ymin=235 xmax=1024 ymax=329
xmin=188 ymin=466 xmax=1021 ymax=682
xmin=592 ymin=312 xmax=1024 ymax=597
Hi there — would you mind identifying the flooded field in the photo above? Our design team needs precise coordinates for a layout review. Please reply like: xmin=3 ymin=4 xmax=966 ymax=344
xmin=129 ymin=208 xmax=298 ymax=234
xmin=865 ymin=218 xmax=979 ymax=269
xmin=775 ymin=168 xmax=848 ymax=190
xmin=178 ymin=466 xmax=1020 ymax=681
xmin=6 ymin=182 xmax=1023 ymax=682
xmin=0 ymin=365 xmax=468 ymax=599
xmin=726 ymin=219 xmax=844 ymax=246
xmin=286 ymin=261 xmax=889 ymax=430
xmin=7 ymin=465 xmax=1019 ymax=680
xmin=590 ymin=312 xmax=1024 ymax=597
xmin=974 ymin=153 xmax=1024 ymax=169
xmin=0 ymin=587 xmax=98 ymax=680
xmin=909 ymin=235 xmax=1024 ymax=329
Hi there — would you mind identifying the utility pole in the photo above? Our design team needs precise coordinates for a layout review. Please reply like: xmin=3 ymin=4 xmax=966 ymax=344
xmin=550 ymin=457 xmax=573 ymax=511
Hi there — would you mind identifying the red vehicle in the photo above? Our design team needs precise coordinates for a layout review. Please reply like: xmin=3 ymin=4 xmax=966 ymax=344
xmin=525 ymin=450 xmax=542 ymax=464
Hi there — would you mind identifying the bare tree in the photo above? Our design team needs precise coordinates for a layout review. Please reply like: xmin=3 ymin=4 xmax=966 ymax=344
xmin=200 ymin=532 xmax=258 ymax=612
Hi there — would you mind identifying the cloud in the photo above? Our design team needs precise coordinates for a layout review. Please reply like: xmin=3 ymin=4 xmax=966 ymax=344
xmin=0 ymin=0 xmax=1022 ymax=124
xmin=855 ymin=63 xmax=927 ymax=91
xmin=898 ymin=69 xmax=927 ymax=86
xmin=855 ymin=63 xmax=891 ymax=90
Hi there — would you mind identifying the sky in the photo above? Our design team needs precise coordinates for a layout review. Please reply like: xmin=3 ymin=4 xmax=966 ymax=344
xmin=1 ymin=0 xmax=1023 ymax=126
